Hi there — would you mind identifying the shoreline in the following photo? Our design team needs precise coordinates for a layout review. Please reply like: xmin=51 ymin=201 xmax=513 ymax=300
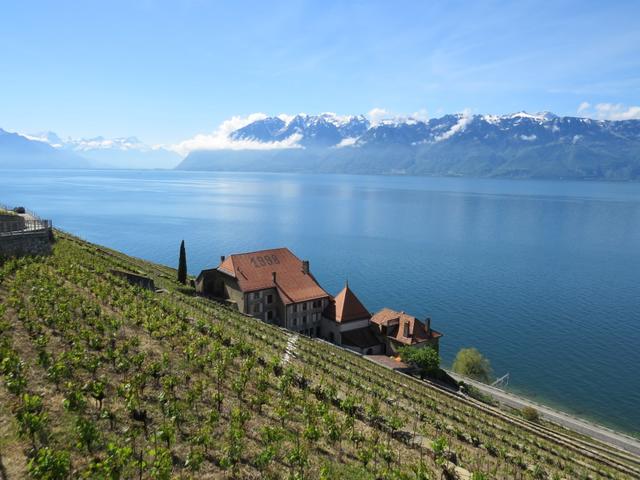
xmin=446 ymin=370 xmax=640 ymax=456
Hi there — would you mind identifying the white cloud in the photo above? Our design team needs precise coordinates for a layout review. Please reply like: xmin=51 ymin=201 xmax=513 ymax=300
xmin=334 ymin=137 xmax=358 ymax=148
xmin=168 ymin=113 xmax=303 ymax=156
xmin=577 ymin=101 xmax=591 ymax=114
xmin=435 ymin=108 xmax=473 ymax=141
xmin=367 ymin=107 xmax=429 ymax=126
xmin=367 ymin=107 xmax=391 ymax=126
xmin=411 ymin=109 xmax=429 ymax=122
xmin=577 ymin=102 xmax=640 ymax=121
xmin=520 ymin=134 xmax=537 ymax=141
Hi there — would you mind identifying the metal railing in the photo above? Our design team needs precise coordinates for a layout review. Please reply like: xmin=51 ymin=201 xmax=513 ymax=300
xmin=0 ymin=204 xmax=42 ymax=219
xmin=0 ymin=219 xmax=52 ymax=236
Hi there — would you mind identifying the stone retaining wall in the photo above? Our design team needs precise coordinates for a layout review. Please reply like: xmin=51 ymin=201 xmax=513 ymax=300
xmin=0 ymin=230 xmax=52 ymax=258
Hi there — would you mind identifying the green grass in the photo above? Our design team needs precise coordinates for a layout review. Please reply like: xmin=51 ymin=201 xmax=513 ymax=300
xmin=0 ymin=232 xmax=638 ymax=479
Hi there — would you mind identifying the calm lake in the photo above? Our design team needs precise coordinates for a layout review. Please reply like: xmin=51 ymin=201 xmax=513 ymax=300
xmin=2 ymin=169 xmax=640 ymax=435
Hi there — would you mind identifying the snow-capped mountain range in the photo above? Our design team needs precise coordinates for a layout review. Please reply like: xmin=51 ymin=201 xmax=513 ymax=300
xmin=21 ymin=132 xmax=180 ymax=169
xmin=226 ymin=111 xmax=640 ymax=148
xmin=178 ymin=111 xmax=640 ymax=180
xmin=230 ymin=113 xmax=371 ymax=147
xmin=2 ymin=111 xmax=640 ymax=179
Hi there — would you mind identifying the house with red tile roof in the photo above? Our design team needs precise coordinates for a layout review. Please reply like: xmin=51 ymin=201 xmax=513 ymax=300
xmin=321 ymin=282 xmax=385 ymax=355
xmin=196 ymin=248 xmax=330 ymax=335
xmin=196 ymin=248 xmax=443 ymax=355
xmin=370 ymin=308 xmax=442 ymax=355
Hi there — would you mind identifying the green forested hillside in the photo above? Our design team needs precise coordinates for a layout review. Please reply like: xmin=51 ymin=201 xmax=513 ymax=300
xmin=1 ymin=234 xmax=639 ymax=479
xmin=176 ymin=141 xmax=640 ymax=181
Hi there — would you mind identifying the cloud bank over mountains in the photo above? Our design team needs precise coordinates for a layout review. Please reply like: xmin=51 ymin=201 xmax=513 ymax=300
xmin=167 ymin=108 xmax=436 ymax=156
xmin=3 ymin=102 xmax=640 ymax=173
xmin=577 ymin=102 xmax=640 ymax=121
xmin=175 ymin=107 xmax=640 ymax=181
xmin=169 ymin=103 xmax=640 ymax=156
xmin=168 ymin=113 xmax=304 ymax=157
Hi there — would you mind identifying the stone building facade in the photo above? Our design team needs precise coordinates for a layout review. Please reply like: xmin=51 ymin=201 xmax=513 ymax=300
xmin=195 ymin=248 xmax=331 ymax=335
xmin=196 ymin=247 xmax=443 ymax=356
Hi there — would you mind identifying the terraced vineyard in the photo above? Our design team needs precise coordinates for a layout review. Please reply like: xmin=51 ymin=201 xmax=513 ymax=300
xmin=1 ymin=232 xmax=639 ymax=479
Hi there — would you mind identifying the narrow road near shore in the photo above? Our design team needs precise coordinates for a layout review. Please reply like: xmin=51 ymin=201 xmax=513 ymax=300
xmin=447 ymin=370 xmax=640 ymax=457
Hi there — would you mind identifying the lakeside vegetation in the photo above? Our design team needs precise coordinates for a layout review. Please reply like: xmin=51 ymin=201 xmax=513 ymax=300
xmin=452 ymin=348 xmax=493 ymax=383
xmin=1 ymin=233 xmax=639 ymax=479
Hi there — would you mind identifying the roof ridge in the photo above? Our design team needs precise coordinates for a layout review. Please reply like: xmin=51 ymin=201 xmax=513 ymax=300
xmin=214 ymin=247 xmax=329 ymax=305
xmin=228 ymin=246 xmax=293 ymax=258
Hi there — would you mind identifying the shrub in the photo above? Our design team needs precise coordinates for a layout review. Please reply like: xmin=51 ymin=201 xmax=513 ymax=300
xmin=27 ymin=447 xmax=71 ymax=480
xmin=398 ymin=346 xmax=440 ymax=378
xmin=452 ymin=348 xmax=492 ymax=382
xmin=521 ymin=406 xmax=540 ymax=422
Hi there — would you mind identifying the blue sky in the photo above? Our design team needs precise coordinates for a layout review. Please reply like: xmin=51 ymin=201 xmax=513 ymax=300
xmin=1 ymin=0 xmax=639 ymax=146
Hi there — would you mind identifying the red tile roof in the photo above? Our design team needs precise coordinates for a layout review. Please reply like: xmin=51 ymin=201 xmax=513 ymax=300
xmin=325 ymin=283 xmax=371 ymax=323
xmin=217 ymin=248 xmax=329 ymax=304
xmin=370 ymin=308 xmax=442 ymax=346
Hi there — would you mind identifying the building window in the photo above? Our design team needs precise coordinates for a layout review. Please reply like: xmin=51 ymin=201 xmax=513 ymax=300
xmin=302 ymin=315 xmax=307 ymax=324
xmin=293 ymin=304 xmax=298 ymax=313
xmin=366 ymin=348 xmax=373 ymax=355
xmin=267 ymin=310 xmax=273 ymax=321
xmin=313 ymin=300 xmax=321 ymax=308
xmin=267 ymin=294 xmax=273 ymax=304
xmin=302 ymin=302 xmax=307 ymax=311
xmin=329 ymin=332 xmax=335 ymax=343
xmin=293 ymin=318 xmax=297 ymax=326
xmin=252 ymin=292 xmax=261 ymax=300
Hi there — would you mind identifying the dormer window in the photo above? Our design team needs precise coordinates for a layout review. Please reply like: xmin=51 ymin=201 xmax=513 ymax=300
xmin=403 ymin=322 xmax=410 ymax=338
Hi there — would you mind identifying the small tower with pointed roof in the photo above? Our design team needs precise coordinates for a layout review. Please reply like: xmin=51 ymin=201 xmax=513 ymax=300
xmin=321 ymin=282 xmax=385 ymax=355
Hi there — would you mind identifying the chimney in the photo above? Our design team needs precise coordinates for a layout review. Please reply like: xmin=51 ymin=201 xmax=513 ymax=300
xmin=302 ymin=260 xmax=310 ymax=274
xmin=272 ymin=271 xmax=277 ymax=283
xmin=403 ymin=321 xmax=410 ymax=338
xmin=426 ymin=317 xmax=431 ymax=335
xmin=220 ymin=255 xmax=226 ymax=263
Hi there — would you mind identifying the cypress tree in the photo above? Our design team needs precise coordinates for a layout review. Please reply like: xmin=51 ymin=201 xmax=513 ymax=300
xmin=178 ymin=240 xmax=187 ymax=284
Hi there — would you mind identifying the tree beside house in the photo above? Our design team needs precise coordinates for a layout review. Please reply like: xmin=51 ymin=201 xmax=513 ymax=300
xmin=178 ymin=240 xmax=187 ymax=284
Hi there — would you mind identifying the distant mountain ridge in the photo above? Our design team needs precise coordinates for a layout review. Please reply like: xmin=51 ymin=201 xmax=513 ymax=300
xmin=0 ymin=128 xmax=91 ymax=169
xmin=0 ymin=129 xmax=180 ymax=169
xmin=230 ymin=113 xmax=370 ymax=147
xmin=178 ymin=112 xmax=640 ymax=180
xmin=26 ymin=132 xmax=181 ymax=169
